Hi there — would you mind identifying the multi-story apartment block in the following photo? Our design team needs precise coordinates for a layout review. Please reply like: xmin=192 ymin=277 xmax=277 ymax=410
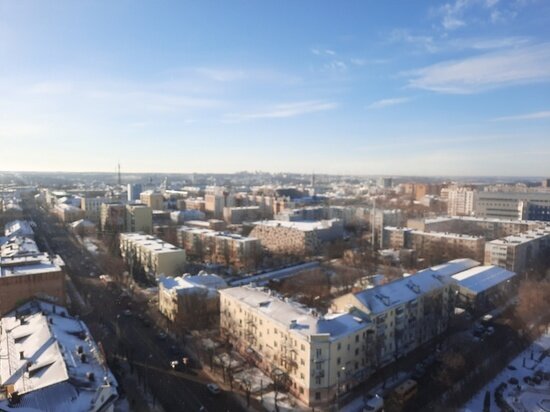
xmin=205 ymin=192 xmax=235 ymax=219
xmin=407 ymin=216 xmax=543 ymax=240
xmin=54 ymin=204 xmax=85 ymax=223
xmin=100 ymin=202 xmax=127 ymax=232
xmin=475 ymin=191 xmax=550 ymax=220
xmin=0 ymin=231 xmax=66 ymax=315
xmin=126 ymin=203 xmax=153 ymax=233
xmin=382 ymin=227 xmax=412 ymax=250
xmin=80 ymin=196 xmax=108 ymax=223
xmin=484 ymin=225 xmax=550 ymax=274
xmin=220 ymin=286 xmax=374 ymax=407
xmin=249 ymin=219 xmax=344 ymax=256
xmin=185 ymin=198 xmax=206 ymax=212
xmin=332 ymin=259 xmax=478 ymax=365
xmin=119 ymin=233 xmax=186 ymax=277
xmin=408 ymin=230 xmax=485 ymax=264
xmin=223 ymin=206 xmax=263 ymax=224
xmin=140 ymin=190 xmax=164 ymax=210
xmin=158 ymin=273 xmax=227 ymax=327
xmin=446 ymin=187 xmax=476 ymax=216
xmin=176 ymin=226 xmax=261 ymax=272
xmin=127 ymin=183 xmax=143 ymax=202
xmin=0 ymin=300 xmax=118 ymax=411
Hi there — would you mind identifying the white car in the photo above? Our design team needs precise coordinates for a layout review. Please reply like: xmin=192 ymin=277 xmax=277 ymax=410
xmin=206 ymin=383 xmax=221 ymax=395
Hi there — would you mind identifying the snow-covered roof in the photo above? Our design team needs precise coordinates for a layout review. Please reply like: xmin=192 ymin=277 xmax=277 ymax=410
xmin=452 ymin=265 xmax=516 ymax=294
xmin=221 ymin=286 xmax=369 ymax=340
xmin=352 ymin=259 xmax=476 ymax=315
xmin=0 ymin=253 xmax=65 ymax=277
xmin=120 ymin=233 xmax=183 ymax=254
xmin=4 ymin=221 xmax=34 ymax=238
xmin=0 ymin=300 xmax=118 ymax=411
xmin=159 ymin=273 xmax=227 ymax=296
xmin=487 ymin=227 xmax=550 ymax=246
xmin=410 ymin=230 xmax=484 ymax=241
xmin=0 ymin=237 xmax=40 ymax=258
xmin=252 ymin=219 xmax=341 ymax=232
xmin=178 ymin=226 xmax=258 ymax=243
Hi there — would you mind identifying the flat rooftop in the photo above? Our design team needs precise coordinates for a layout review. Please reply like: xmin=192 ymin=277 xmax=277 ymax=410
xmin=120 ymin=233 xmax=183 ymax=253
xmin=452 ymin=265 xmax=516 ymax=294
xmin=252 ymin=219 xmax=340 ymax=232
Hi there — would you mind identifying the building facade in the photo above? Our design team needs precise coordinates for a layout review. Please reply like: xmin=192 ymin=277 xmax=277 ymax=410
xmin=119 ymin=233 xmax=186 ymax=277
xmin=220 ymin=286 xmax=374 ymax=407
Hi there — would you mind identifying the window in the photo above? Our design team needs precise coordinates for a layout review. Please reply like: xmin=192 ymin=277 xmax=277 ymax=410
xmin=300 ymin=373 xmax=304 ymax=380
xmin=337 ymin=357 xmax=341 ymax=365
xmin=355 ymin=348 xmax=359 ymax=356
xmin=355 ymin=335 xmax=359 ymax=343
xmin=355 ymin=362 xmax=359 ymax=370
xmin=315 ymin=376 xmax=322 ymax=384
xmin=316 ymin=349 xmax=322 ymax=358
xmin=301 ymin=344 xmax=305 ymax=351
xmin=300 ymin=387 xmax=304 ymax=394
xmin=337 ymin=343 xmax=341 ymax=350
xmin=300 ymin=358 xmax=305 ymax=366
xmin=274 ymin=341 xmax=277 ymax=347
xmin=315 ymin=392 xmax=321 ymax=400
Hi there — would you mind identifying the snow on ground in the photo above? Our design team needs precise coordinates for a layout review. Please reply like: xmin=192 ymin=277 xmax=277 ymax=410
xmin=233 ymin=367 xmax=273 ymax=393
xmin=462 ymin=328 xmax=550 ymax=412
xmin=259 ymin=391 xmax=308 ymax=412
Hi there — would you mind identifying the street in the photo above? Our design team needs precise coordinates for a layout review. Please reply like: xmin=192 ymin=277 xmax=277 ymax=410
xmin=29 ymin=205 xmax=246 ymax=412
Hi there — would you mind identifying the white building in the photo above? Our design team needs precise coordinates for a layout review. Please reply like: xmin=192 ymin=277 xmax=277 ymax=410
xmin=0 ymin=300 xmax=118 ymax=411
xmin=446 ymin=187 xmax=476 ymax=216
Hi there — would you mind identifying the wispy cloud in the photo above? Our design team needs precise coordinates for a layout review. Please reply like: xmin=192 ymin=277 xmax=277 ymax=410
xmin=435 ymin=0 xmax=525 ymax=30
xmin=406 ymin=43 xmax=550 ymax=93
xmin=366 ymin=97 xmax=412 ymax=110
xmin=492 ymin=110 xmax=550 ymax=121
xmin=311 ymin=48 xmax=336 ymax=56
xmin=226 ymin=100 xmax=337 ymax=121
xmin=389 ymin=29 xmax=438 ymax=53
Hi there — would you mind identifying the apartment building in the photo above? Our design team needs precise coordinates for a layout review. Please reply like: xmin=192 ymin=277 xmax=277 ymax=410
xmin=140 ymin=190 xmax=164 ymax=210
xmin=205 ymin=192 xmax=235 ymax=219
xmin=409 ymin=230 xmax=485 ymax=264
xmin=451 ymin=265 xmax=517 ymax=311
xmin=126 ymin=203 xmax=153 ymax=233
xmin=185 ymin=198 xmax=206 ymax=212
xmin=332 ymin=259 xmax=478 ymax=365
xmin=0 ymin=300 xmax=118 ymax=411
xmin=127 ymin=183 xmax=142 ymax=201
xmin=220 ymin=286 xmax=374 ymax=407
xmin=223 ymin=206 xmax=263 ymax=224
xmin=100 ymin=202 xmax=127 ymax=232
xmin=446 ymin=187 xmax=476 ymax=216
xmin=407 ymin=216 xmax=543 ymax=240
xmin=158 ymin=273 xmax=227 ymax=327
xmin=80 ymin=196 xmax=108 ymax=223
xmin=484 ymin=226 xmax=550 ymax=274
xmin=176 ymin=226 xmax=261 ymax=272
xmin=249 ymin=219 xmax=344 ymax=256
xmin=54 ymin=204 xmax=85 ymax=223
xmin=276 ymin=206 xmax=359 ymax=227
xmin=0 ymin=231 xmax=66 ymax=315
xmin=119 ymin=233 xmax=186 ymax=277
xmin=475 ymin=191 xmax=550 ymax=220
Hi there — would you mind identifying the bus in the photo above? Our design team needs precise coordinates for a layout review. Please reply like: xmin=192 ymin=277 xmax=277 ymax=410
xmin=393 ymin=379 xmax=418 ymax=404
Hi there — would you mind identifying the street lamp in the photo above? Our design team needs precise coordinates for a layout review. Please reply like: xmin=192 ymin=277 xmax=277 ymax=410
xmin=336 ymin=365 xmax=346 ymax=411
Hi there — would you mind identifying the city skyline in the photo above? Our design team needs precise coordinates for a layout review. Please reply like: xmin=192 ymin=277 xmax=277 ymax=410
xmin=1 ymin=0 xmax=550 ymax=176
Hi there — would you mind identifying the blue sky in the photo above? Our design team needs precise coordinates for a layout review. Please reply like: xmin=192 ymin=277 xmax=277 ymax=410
xmin=1 ymin=0 xmax=549 ymax=176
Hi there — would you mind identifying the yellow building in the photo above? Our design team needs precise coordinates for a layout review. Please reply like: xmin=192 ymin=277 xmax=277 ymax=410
xmin=140 ymin=190 xmax=164 ymax=210
xmin=126 ymin=203 xmax=152 ymax=234
xmin=220 ymin=286 xmax=374 ymax=407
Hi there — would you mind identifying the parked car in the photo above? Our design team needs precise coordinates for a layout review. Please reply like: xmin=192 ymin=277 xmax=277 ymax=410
xmin=206 ymin=383 xmax=221 ymax=395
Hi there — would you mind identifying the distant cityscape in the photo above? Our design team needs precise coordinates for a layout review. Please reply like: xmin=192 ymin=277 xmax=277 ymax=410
xmin=0 ymin=171 xmax=549 ymax=412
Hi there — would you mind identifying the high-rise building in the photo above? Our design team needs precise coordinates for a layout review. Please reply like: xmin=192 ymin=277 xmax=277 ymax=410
xmin=127 ymin=183 xmax=142 ymax=202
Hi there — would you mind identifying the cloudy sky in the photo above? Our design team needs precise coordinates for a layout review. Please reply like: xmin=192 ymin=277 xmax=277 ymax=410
xmin=1 ymin=0 xmax=549 ymax=176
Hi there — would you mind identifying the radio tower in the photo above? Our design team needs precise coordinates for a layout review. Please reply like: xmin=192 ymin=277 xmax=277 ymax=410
xmin=117 ymin=162 xmax=122 ymax=186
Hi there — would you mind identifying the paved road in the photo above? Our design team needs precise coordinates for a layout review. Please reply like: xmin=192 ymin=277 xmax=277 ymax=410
xmin=29 ymin=206 xmax=246 ymax=412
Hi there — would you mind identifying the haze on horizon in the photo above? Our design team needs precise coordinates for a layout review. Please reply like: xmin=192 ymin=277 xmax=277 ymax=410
xmin=1 ymin=0 xmax=549 ymax=176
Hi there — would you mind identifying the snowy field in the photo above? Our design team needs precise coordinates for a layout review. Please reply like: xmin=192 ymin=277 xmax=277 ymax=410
xmin=462 ymin=329 xmax=550 ymax=412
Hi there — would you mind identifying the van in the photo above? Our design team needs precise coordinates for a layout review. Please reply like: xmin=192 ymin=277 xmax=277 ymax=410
xmin=393 ymin=379 xmax=417 ymax=404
